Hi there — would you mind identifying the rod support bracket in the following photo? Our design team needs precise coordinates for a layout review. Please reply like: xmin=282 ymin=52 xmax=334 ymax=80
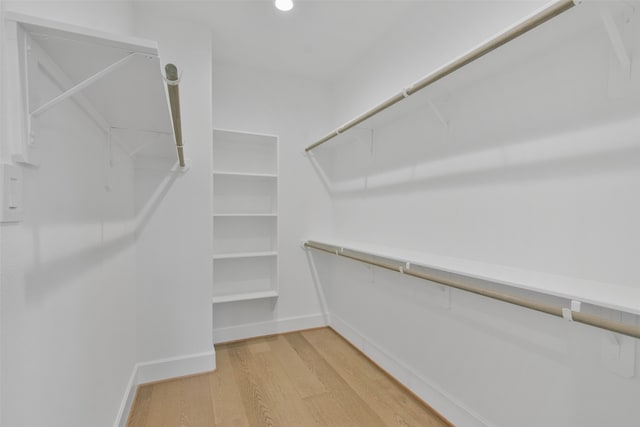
xmin=600 ymin=5 xmax=633 ymax=75
xmin=562 ymin=300 xmax=581 ymax=321
xmin=169 ymin=158 xmax=191 ymax=173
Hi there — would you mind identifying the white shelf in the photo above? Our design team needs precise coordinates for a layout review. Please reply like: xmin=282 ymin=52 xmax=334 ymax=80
xmin=213 ymin=215 xmax=277 ymax=254
xmin=212 ymin=255 xmax=277 ymax=297
xmin=303 ymin=1 xmax=582 ymax=153
xmin=307 ymin=238 xmax=640 ymax=316
xmin=213 ymin=213 xmax=277 ymax=217
xmin=213 ymin=171 xmax=277 ymax=179
xmin=213 ymin=251 xmax=277 ymax=260
xmin=211 ymin=290 xmax=279 ymax=304
xmin=212 ymin=128 xmax=279 ymax=302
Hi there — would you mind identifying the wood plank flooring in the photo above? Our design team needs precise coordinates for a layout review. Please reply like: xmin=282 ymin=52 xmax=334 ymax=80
xmin=127 ymin=327 xmax=453 ymax=427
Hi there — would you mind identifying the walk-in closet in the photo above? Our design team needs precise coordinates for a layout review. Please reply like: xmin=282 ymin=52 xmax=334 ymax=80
xmin=1 ymin=1 xmax=639 ymax=426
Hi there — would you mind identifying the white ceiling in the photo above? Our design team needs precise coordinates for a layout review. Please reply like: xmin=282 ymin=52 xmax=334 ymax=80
xmin=135 ymin=0 xmax=424 ymax=82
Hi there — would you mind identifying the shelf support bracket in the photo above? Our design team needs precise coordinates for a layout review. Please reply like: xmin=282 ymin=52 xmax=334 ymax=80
xmin=30 ymin=53 xmax=137 ymax=117
xmin=427 ymin=99 xmax=450 ymax=143
xmin=600 ymin=6 xmax=633 ymax=75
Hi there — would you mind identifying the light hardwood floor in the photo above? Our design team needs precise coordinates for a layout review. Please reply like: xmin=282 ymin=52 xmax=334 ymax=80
xmin=127 ymin=327 xmax=453 ymax=427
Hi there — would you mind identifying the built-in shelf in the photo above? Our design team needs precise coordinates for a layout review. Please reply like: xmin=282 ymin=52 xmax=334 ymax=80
xmin=212 ymin=128 xmax=279 ymax=303
xmin=211 ymin=290 xmax=279 ymax=304
xmin=213 ymin=213 xmax=277 ymax=217
xmin=213 ymin=171 xmax=277 ymax=179
xmin=212 ymin=255 xmax=277 ymax=298
xmin=303 ymin=0 xmax=576 ymax=152
xmin=213 ymin=251 xmax=278 ymax=260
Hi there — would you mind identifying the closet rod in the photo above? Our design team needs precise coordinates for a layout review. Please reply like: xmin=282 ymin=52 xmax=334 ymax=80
xmin=305 ymin=0 xmax=576 ymax=152
xmin=165 ymin=64 xmax=185 ymax=167
xmin=304 ymin=240 xmax=640 ymax=340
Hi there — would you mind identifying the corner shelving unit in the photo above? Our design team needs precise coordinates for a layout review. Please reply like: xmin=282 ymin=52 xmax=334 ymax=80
xmin=212 ymin=129 xmax=279 ymax=304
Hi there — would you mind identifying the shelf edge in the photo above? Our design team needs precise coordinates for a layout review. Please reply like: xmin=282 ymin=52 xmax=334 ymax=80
xmin=211 ymin=290 xmax=279 ymax=304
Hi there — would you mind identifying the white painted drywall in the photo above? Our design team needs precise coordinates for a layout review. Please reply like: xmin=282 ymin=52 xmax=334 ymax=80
xmin=210 ymin=63 xmax=334 ymax=340
xmin=309 ymin=1 xmax=640 ymax=426
xmin=0 ymin=7 xmax=138 ymax=427
xmin=132 ymin=5 xmax=215 ymax=363
xmin=0 ymin=3 xmax=5 ymax=424
xmin=1 ymin=1 xmax=6 ymax=162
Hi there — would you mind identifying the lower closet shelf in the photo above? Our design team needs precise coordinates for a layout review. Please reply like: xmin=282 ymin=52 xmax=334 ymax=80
xmin=213 ymin=251 xmax=277 ymax=260
xmin=211 ymin=290 xmax=279 ymax=304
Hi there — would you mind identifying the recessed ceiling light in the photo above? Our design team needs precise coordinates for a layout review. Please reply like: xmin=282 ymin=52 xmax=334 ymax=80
xmin=275 ymin=0 xmax=293 ymax=12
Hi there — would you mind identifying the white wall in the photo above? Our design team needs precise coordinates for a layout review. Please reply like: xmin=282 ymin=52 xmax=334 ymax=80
xmin=210 ymin=62 xmax=334 ymax=340
xmin=329 ymin=0 xmax=549 ymax=123
xmin=0 ymin=3 xmax=138 ymax=426
xmin=3 ymin=0 xmax=134 ymax=36
xmin=310 ymin=1 xmax=640 ymax=426
xmin=132 ymin=5 xmax=215 ymax=365
xmin=0 ymin=2 xmax=6 ymax=424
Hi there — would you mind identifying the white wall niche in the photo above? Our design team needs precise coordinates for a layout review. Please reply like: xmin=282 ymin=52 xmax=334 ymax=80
xmin=213 ymin=256 xmax=278 ymax=300
xmin=212 ymin=128 xmax=279 ymax=304
xmin=213 ymin=215 xmax=277 ymax=256
xmin=212 ymin=128 xmax=277 ymax=175
xmin=213 ymin=173 xmax=277 ymax=214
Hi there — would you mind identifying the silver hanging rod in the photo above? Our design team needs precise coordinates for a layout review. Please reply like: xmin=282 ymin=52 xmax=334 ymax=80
xmin=303 ymin=240 xmax=640 ymax=340
xmin=164 ymin=64 xmax=185 ymax=167
xmin=305 ymin=0 xmax=577 ymax=152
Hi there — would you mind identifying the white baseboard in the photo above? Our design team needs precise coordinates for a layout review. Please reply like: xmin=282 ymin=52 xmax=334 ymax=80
xmin=114 ymin=366 xmax=139 ymax=427
xmin=136 ymin=349 xmax=216 ymax=385
xmin=212 ymin=313 xmax=328 ymax=344
xmin=328 ymin=312 xmax=494 ymax=427
xmin=114 ymin=349 xmax=216 ymax=427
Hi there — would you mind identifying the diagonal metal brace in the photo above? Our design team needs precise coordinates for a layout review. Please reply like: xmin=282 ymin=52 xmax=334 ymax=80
xmin=30 ymin=53 xmax=137 ymax=117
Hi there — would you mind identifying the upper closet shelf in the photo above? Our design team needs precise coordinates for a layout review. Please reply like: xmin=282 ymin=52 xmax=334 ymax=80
xmin=304 ymin=0 xmax=577 ymax=152
xmin=4 ymin=12 xmax=186 ymax=168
